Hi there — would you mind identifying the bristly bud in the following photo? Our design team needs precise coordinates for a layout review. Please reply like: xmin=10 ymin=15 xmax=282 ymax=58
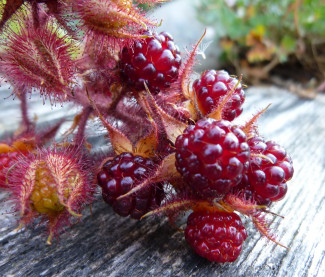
xmin=0 ymin=120 xmax=64 ymax=188
xmin=7 ymin=145 xmax=95 ymax=244
xmin=72 ymin=0 xmax=159 ymax=50
xmin=0 ymin=15 xmax=77 ymax=103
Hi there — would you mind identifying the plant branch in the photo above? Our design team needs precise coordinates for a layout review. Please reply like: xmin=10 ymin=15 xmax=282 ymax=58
xmin=75 ymin=106 xmax=93 ymax=145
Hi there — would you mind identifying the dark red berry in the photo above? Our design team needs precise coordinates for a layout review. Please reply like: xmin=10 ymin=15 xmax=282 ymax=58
xmin=185 ymin=210 xmax=247 ymax=263
xmin=175 ymin=118 xmax=250 ymax=197
xmin=97 ymin=152 xmax=164 ymax=219
xmin=193 ymin=70 xmax=245 ymax=121
xmin=119 ymin=31 xmax=182 ymax=94
xmin=247 ymin=136 xmax=293 ymax=202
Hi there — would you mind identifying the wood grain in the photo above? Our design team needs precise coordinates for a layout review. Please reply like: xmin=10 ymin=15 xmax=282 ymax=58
xmin=0 ymin=85 xmax=324 ymax=277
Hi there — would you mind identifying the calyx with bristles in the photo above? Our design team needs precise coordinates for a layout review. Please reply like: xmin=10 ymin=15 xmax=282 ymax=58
xmin=7 ymin=146 xmax=94 ymax=244
xmin=0 ymin=16 xmax=77 ymax=103
xmin=72 ymin=0 xmax=158 ymax=46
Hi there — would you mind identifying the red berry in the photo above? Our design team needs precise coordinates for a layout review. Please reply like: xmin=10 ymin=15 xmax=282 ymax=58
xmin=193 ymin=70 xmax=245 ymax=121
xmin=185 ymin=210 xmax=247 ymax=263
xmin=0 ymin=151 xmax=23 ymax=188
xmin=175 ymin=118 xmax=250 ymax=197
xmin=247 ymin=136 xmax=294 ymax=202
xmin=97 ymin=152 xmax=164 ymax=219
xmin=119 ymin=31 xmax=182 ymax=94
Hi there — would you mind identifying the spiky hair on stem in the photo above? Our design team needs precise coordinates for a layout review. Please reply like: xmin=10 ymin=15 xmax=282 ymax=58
xmin=6 ymin=144 xmax=95 ymax=244
xmin=0 ymin=14 xmax=78 ymax=104
xmin=70 ymin=0 xmax=164 ymax=51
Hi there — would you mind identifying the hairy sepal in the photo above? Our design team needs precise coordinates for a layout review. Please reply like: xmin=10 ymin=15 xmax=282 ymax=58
xmin=72 ymin=0 xmax=157 ymax=50
xmin=117 ymin=153 xmax=180 ymax=200
xmin=142 ymin=195 xmax=228 ymax=220
xmin=0 ymin=0 xmax=24 ymax=31
xmin=241 ymin=104 xmax=271 ymax=137
xmin=7 ymin=145 xmax=95 ymax=243
xmin=166 ymin=29 xmax=206 ymax=100
xmin=223 ymin=193 xmax=265 ymax=216
xmin=0 ymin=16 xmax=77 ymax=103
xmin=252 ymin=212 xmax=289 ymax=250
xmin=142 ymin=89 xmax=187 ymax=144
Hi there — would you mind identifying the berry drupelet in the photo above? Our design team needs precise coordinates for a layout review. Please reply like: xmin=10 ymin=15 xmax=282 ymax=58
xmin=0 ymin=151 xmax=22 ymax=188
xmin=193 ymin=70 xmax=245 ymax=121
xmin=175 ymin=118 xmax=250 ymax=198
xmin=119 ymin=31 xmax=182 ymax=94
xmin=97 ymin=152 xmax=164 ymax=219
xmin=185 ymin=210 xmax=247 ymax=263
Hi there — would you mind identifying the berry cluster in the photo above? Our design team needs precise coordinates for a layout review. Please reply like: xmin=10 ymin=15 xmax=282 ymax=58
xmin=0 ymin=0 xmax=294 ymax=264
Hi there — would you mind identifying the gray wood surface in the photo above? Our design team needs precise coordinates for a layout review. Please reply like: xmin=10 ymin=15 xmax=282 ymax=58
xmin=0 ymin=85 xmax=324 ymax=277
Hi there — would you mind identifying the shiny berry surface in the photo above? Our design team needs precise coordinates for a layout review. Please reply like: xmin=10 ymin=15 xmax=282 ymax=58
xmin=119 ymin=31 xmax=182 ymax=94
xmin=193 ymin=70 xmax=245 ymax=121
xmin=98 ymin=152 xmax=164 ymax=219
xmin=185 ymin=210 xmax=247 ymax=263
xmin=231 ymin=174 xmax=272 ymax=206
xmin=247 ymin=136 xmax=294 ymax=202
xmin=175 ymin=118 xmax=250 ymax=197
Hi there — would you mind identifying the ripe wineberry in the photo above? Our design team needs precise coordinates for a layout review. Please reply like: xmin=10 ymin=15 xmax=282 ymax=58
xmin=119 ymin=31 xmax=182 ymax=94
xmin=185 ymin=210 xmax=247 ymax=263
xmin=175 ymin=118 xmax=250 ymax=197
xmin=193 ymin=70 xmax=245 ymax=121
xmin=98 ymin=152 xmax=164 ymax=219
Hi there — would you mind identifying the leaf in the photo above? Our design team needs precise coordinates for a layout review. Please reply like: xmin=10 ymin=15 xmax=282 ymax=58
xmin=280 ymin=35 xmax=296 ymax=53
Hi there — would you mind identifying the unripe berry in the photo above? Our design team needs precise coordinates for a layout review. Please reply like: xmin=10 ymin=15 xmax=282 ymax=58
xmin=7 ymin=146 xmax=94 ymax=243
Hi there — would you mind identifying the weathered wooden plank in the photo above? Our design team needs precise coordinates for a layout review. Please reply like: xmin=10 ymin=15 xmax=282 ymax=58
xmin=0 ymin=85 xmax=324 ymax=277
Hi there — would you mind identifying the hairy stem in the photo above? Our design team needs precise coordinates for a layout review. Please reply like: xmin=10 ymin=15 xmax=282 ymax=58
xmin=20 ymin=90 xmax=32 ymax=133
xmin=75 ymin=106 xmax=92 ymax=145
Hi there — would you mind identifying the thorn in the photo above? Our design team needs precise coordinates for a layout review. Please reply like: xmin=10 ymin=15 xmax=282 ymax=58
xmin=89 ymin=203 xmax=93 ymax=216
xmin=46 ymin=232 xmax=53 ymax=245
xmin=14 ymin=223 xmax=23 ymax=233
xmin=263 ymin=209 xmax=285 ymax=219
xmin=67 ymin=207 xmax=82 ymax=217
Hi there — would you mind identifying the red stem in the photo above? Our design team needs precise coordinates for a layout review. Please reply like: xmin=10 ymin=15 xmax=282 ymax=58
xmin=20 ymin=90 xmax=32 ymax=133
xmin=75 ymin=106 xmax=92 ymax=145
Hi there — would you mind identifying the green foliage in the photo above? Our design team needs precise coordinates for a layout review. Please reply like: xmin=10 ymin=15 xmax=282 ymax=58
xmin=196 ymin=0 xmax=325 ymax=69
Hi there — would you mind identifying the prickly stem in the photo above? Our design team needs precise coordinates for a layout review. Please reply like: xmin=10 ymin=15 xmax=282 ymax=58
xmin=75 ymin=106 xmax=93 ymax=145
xmin=19 ymin=89 xmax=33 ymax=133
